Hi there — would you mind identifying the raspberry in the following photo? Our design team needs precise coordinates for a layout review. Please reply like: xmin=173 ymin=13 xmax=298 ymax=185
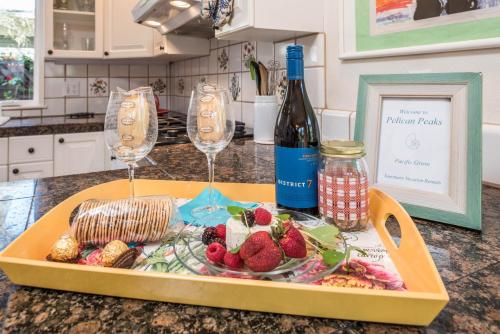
xmin=202 ymin=227 xmax=217 ymax=245
xmin=254 ymin=208 xmax=272 ymax=225
xmin=206 ymin=242 xmax=226 ymax=263
xmin=215 ymin=224 xmax=226 ymax=240
xmin=223 ymin=251 xmax=243 ymax=269
xmin=240 ymin=209 xmax=255 ymax=227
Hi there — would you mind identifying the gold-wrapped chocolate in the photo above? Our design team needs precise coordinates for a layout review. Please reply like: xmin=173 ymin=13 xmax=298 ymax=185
xmin=100 ymin=240 xmax=129 ymax=267
xmin=49 ymin=235 xmax=79 ymax=262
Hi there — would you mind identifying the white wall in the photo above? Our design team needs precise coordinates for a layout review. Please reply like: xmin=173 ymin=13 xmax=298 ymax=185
xmin=324 ymin=0 xmax=500 ymax=125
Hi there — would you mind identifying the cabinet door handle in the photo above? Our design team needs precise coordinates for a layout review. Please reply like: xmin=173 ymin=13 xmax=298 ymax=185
xmin=59 ymin=138 xmax=65 ymax=144
xmin=159 ymin=46 xmax=165 ymax=50
xmin=48 ymin=49 xmax=53 ymax=55
xmin=28 ymin=147 xmax=35 ymax=154
xmin=12 ymin=168 xmax=19 ymax=175
xmin=110 ymin=156 xmax=117 ymax=161
xmin=104 ymin=51 xmax=109 ymax=56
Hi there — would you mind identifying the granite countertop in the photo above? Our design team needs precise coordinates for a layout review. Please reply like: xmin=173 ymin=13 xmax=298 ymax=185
xmin=0 ymin=115 xmax=105 ymax=137
xmin=0 ymin=139 xmax=498 ymax=333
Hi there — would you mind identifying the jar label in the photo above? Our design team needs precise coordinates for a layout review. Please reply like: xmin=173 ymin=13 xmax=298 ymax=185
xmin=275 ymin=146 xmax=318 ymax=208
xmin=318 ymin=171 xmax=369 ymax=221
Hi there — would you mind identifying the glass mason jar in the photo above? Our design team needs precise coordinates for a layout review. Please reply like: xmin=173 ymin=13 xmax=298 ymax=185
xmin=318 ymin=140 xmax=369 ymax=231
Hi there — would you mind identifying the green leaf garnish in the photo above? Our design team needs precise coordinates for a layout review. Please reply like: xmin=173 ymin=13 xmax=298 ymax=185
xmin=304 ymin=225 xmax=339 ymax=246
xmin=230 ymin=245 xmax=240 ymax=254
xmin=275 ymin=213 xmax=290 ymax=222
xmin=322 ymin=250 xmax=345 ymax=267
xmin=227 ymin=206 xmax=245 ymax=216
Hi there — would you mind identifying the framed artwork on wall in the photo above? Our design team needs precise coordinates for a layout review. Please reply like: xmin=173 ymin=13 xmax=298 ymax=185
xmin=339 ymin=0 xmax=500 ymax=59
xmin=354 ymin=72 xmax=482 ymax=229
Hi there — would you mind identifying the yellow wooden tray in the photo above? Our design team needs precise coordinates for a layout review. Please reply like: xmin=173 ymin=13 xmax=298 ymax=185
xmin=0 ymin=180 xmax=448 ymax=326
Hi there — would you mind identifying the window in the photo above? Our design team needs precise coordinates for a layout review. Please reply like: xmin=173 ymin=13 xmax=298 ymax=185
xmin=0 ymin=0 xmax=42 ymax=107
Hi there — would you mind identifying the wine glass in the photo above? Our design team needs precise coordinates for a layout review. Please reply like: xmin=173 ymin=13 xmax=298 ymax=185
xmin=187 ymin=83 xmax=235 ymax=216
xmin=104 ymin=87 xmax=158 ymax=198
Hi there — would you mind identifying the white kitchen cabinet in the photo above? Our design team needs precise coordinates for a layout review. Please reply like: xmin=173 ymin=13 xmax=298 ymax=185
xmin=215 ymin=0 xmax=324 ymax=42
xmin=54 ymin=132 xmax=105 ymax=176
xmin=0 ymin=166 xmax=7 ymax=182
xmin=104 ymin=0 xmax=154 ymax=58
xmin=8 ymin=162 xmax=54 ymax=181
xmin=45 ymin=0 xmax=104 ymax=58
xmin=8 ymin=135 xmax=54 ymax=164
xmin=0 ymin=138 xmax=7 ymax=165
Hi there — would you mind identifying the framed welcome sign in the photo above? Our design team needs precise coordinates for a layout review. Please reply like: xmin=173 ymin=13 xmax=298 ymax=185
xmin=339 ymin=0 xmax=500 ymax=59
xmin=354 ymin=73 xmax=482 ymax=230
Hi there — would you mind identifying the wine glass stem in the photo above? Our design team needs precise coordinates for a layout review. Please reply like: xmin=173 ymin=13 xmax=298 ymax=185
xmin=128 ymin=163 xmax=135 ymax=199
xmin=206 ymin=152 xmax=216 ymax=209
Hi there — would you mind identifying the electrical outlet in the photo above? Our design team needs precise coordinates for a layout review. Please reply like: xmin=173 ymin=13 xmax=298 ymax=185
xmin=65 ymin=80 xmax=81 ymax=96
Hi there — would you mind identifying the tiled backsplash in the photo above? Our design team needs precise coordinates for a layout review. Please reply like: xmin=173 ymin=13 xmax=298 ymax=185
xmin=34 ymin=62 xmax=169 ymax=117
xmin=169 ymin=34 xmax=326 ymax=128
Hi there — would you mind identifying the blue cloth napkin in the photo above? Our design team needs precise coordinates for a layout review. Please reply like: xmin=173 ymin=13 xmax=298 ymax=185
xmin=179 ymin=188 xmax=258 ymax=226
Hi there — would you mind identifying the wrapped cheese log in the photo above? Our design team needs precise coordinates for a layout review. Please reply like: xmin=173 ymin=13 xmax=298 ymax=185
xmin=197 ymin=84 xmax=225 ymax=142
xmin=70 ymin=197 xmax=173 ymax=245
xmin=117 ymin=92 xmax=150 ymax=149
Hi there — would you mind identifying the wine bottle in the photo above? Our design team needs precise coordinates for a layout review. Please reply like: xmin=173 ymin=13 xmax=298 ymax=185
xmin=274 ymin=44 xmax=320 ymax=215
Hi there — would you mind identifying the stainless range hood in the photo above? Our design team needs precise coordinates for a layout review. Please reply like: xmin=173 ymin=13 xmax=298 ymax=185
xmin=132 ymin=0 xmax=214 ymax=39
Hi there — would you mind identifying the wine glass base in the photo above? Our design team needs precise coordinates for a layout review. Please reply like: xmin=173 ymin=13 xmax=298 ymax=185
xmin=191 ymin=205 xmax=229 ymax=224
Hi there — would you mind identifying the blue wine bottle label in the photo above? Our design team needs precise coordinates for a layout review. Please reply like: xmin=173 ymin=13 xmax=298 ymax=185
xmin=275 ymin=146 xmax=319 ymax=209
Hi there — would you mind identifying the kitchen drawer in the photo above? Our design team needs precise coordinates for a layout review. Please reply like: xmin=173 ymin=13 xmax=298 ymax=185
xmin=0 ymin=138 xmax=7 ymax=165
xmin=0 ymin=165 xmax=7 ymax=182
xmin=9 ymin=135 xmax=53 ymax=164
xmin=8 ymin=161 xmax=53 ymax=181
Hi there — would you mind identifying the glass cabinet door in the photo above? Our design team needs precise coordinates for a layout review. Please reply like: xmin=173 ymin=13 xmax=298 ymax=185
xmin=45 ymin=0 xmax=103 ymax=58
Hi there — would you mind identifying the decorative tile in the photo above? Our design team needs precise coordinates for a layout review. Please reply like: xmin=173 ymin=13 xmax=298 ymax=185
xmin=149 ymin=77 xmax=167 ymax=95
xmin=88 ymin=64 xmax=109 ymax=77
xmin=148 ymin=64 xmax=167 ymax=77
xmin=183 ymin=77 xmax=192 ymax=97
xmin=276 ymin=70 xmax=288 ymax=105
xmin=130 ymin=64 xmax=148 ymax=77
xmin=88 ymin=97 xmax=109 ymax=114
xmin=65 ymin=98 xmax=87 ymax=115
xmin=88 ymin=78 xmax=109 ymax=97
xmin=177 ymin=78 xmax=185 ymax=96
xmin=66 ymin=64 xmax=87 ymax=77
xmin=209 ymin=49 xmax=218 ymax=74
xmin=242 ymin=42 xmax=256 ymax=71
xmin=109 ymin=64 xmax=129 ymax=77
xmin=44 ymin=98 xmax=65 ymax=116
xmin=229 ymin=43 xmax=242 ymax=73
xmin=109 ymin=78 xmax=129 ymax=92
xmin=229 ymin=72 xmax=241 ymax=102
xmin=44 ymin=62 xmax=64 ymax=77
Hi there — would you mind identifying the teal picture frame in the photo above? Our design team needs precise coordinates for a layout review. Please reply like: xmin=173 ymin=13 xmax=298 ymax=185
xmin=354 ymin=73 xmax=482 ymax=230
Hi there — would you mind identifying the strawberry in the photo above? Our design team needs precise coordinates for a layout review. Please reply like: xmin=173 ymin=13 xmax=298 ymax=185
xmin=279 ymin=225 xmax=307 ymax=258
xmin=223 ymin=252 xmax=244 ymax=269
xmin=206 ymin=242 xmax=226 ymax=263
xmin=240 ymin=231 xmax=282 ymax=272
xmin=215 ymin=224 xmax=226 ymax=240
xmin=254 ymin=208 xmax=272 ymax=225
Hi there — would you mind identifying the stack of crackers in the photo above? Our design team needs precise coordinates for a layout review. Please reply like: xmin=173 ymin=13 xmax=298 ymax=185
xmin=71 ymin=197 xmax=172 ymax=245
